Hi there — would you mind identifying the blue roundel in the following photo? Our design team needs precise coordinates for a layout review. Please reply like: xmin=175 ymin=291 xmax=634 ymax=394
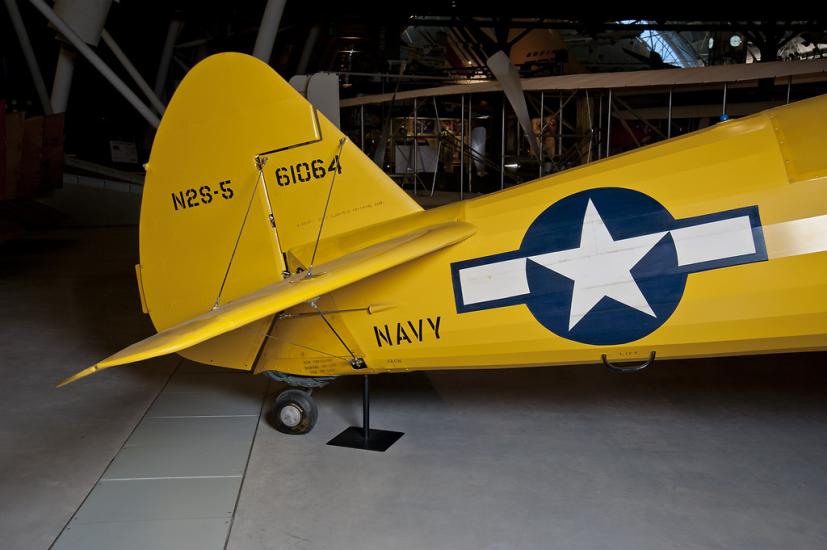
xmin=520 ymin=188 xmax=685 ymax=345
xmin=450 ymin=187 xmax=766 ymax=347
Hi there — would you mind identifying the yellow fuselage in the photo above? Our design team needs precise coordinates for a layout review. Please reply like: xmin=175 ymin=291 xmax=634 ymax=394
xmin=262 ymin=99 xmax=827 ymax=377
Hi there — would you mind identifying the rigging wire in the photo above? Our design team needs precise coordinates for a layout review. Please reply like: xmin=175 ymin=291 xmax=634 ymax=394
xmin=307 ymin=136 xmax=347 ymax=275
xmin=213 ymin=169 xmax=264 ymax=309
xmin=310 ymin=301 xmax=359 ymax=362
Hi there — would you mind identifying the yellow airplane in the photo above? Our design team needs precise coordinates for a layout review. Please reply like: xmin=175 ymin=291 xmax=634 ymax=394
xmin=60 ymin=53 xmax=827 ymax=439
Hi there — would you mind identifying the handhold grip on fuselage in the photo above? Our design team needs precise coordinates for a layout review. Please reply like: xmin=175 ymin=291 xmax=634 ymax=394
xmin=601 ymin=351 xmax=656 ymax=373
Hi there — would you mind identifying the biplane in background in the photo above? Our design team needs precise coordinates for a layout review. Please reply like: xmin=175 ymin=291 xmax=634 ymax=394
xmin=60 ymin=53 xmax=827 ymax=443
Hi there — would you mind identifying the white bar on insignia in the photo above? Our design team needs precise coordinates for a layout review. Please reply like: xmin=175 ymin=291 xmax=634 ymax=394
xmin=671 ymin=216 xmax=755 ymax=266
xmin=459 ymin=258 xmax=530 ymax=305
xmin=762 ymin=214 xmax=827 ymax=259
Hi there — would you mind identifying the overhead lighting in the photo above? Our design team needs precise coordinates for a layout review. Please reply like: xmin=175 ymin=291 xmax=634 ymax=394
xmin=453 ymin=79 xmax=490 ymax=85
xmin=505 ymin=162 xmax=520 ymax=169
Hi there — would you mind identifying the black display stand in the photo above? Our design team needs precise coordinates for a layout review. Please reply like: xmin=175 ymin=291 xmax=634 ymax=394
xmin=327 ymin=375 xmax=404 ymax=452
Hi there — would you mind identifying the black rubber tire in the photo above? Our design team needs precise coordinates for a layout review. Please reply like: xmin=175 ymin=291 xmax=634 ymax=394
xmin=271 ymin=389 xmax=318 ymax=435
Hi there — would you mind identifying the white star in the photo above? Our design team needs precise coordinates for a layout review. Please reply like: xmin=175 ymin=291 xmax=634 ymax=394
xmin=529 ymin=199 xmax=667 ymax=330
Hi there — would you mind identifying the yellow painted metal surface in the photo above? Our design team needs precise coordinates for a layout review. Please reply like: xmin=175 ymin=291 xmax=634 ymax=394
xmin=260 ymin=122 xmax=423 ymax=261
xmin=299 ymin=95 xmax=827 ymax=377
xmin=134 ymin=264 xmax=147 ymax=314
xmin=138 ymin=53 xmax=290 ymax=371
xmin=136 ymin=52 xmax=421 ymax=372
xmin=60 ymin=53 xmax=827 ymax=386
xmin=59 ymin=222 xmax=474 ymax=386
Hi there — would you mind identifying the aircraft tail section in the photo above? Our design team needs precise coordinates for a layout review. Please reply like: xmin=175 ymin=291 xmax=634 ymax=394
xmin=136 ymin=53 xmax=420 ymax=371
xmin=60 ymin=221 xmax=474 ymax=386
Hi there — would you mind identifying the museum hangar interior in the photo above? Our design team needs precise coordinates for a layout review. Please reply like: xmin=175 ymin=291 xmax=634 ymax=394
xmin=2 ymin=4 xmax=827 ymax=549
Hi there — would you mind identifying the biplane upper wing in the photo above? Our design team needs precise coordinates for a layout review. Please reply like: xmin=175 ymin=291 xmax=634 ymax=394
xmin=58 ymin=221 xmax=475 ymax=386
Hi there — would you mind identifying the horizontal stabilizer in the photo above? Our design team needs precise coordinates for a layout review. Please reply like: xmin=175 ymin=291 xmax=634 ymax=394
xmin=59 ymin=222 xmax=475 ymax=386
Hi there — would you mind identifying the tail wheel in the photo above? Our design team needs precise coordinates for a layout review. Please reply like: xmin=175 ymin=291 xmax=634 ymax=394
xmin=271 ymin=389 xmax=318 ymax=435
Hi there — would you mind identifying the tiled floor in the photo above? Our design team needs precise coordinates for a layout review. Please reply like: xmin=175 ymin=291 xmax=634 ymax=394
xmin=2 ymin=227 xmax=827 ymax=550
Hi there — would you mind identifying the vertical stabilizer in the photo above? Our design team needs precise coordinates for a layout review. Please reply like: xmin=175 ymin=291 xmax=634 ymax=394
xmin=138 ymin=53 xmax=420 ymax=369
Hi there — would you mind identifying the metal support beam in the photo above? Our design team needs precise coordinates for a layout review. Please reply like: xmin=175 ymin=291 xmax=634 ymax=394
xmin=153 ymin=18 xmax=181 ymax=102
xmin=617 ymin=114 xmax=641 ymax=148
xmin=338 ymin=72 xmax=450 ymax=81
xmin=431 ymin=96 xmax=441 ymax=197
xmin=557 ymin=94 xmax=562 ymax=157
xmin=27 ymin=0 xmax=160 ymax=127
xmin=252 ymin=0 xmax=286 ymax=63
xmin=409 ymin=19 xmax=827 ymax=32
xmin=54 ymin=0 xmax=110 ymax=44
xmin=360 ymin=105 xmax=365 ymax=151
xmin=49 ymin=0 xmax=113 ymax=112
xmin=606 ymin=89 xmax=612 ymax=157
xmin=667 ymin=89 xmax=673 ymax=138
xmin=500 ymin=99 xmax=505 ymax=190
xmin=460 ymin=94 xmax=465 ymax=199
xmin=4 ymin=0 xmax=52 ymax=114
xmin=658 ymin=30 xmax=704 ymax=68
xmin=413 ymin=97 xmax=418 ymax=194
xmin=597 ymin=93 xmax=603 ymax=158
xmin=296 ymin=24 xmax=320 ymax=75
xmin=430 ymin=140 xmax=441 ymax=197
xmin=585 ymin=89 xmax=593 ymax=163
xmin=101 ymin=29 xmax=165 ymax=115
xmin=64 ymin=155 xmax=144 ymax=185
xmin=50 ymin=45 xmax=76 ymax=113
xmin=467 ymin=95 xmax=472 ymax=192
xmin=722 ymin=83 xmax=728 ymax=117
xmin=172 ymin=55 xmax=191 ymax=74
xmin=539 ymin=91 xmax=544 ymax=176
xmin=786 ymin=76 xmax=792 ymax=104
xmin=613 ymin=95 xmax=666 ymax=140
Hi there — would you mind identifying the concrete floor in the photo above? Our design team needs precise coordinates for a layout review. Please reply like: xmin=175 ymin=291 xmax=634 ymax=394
xmin=0 ymin=226 xmax=176 ymax=550
xmin=2 ymin=226 xmax=827 ymax=550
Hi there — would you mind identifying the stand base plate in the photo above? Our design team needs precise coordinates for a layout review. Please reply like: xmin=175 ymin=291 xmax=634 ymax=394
xmin=327 ymin=426 xmax=404 ymax=452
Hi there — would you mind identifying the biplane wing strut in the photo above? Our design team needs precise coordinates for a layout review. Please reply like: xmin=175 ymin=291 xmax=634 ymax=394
xmin=58 ymin=221 xmax=475 ymax=386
